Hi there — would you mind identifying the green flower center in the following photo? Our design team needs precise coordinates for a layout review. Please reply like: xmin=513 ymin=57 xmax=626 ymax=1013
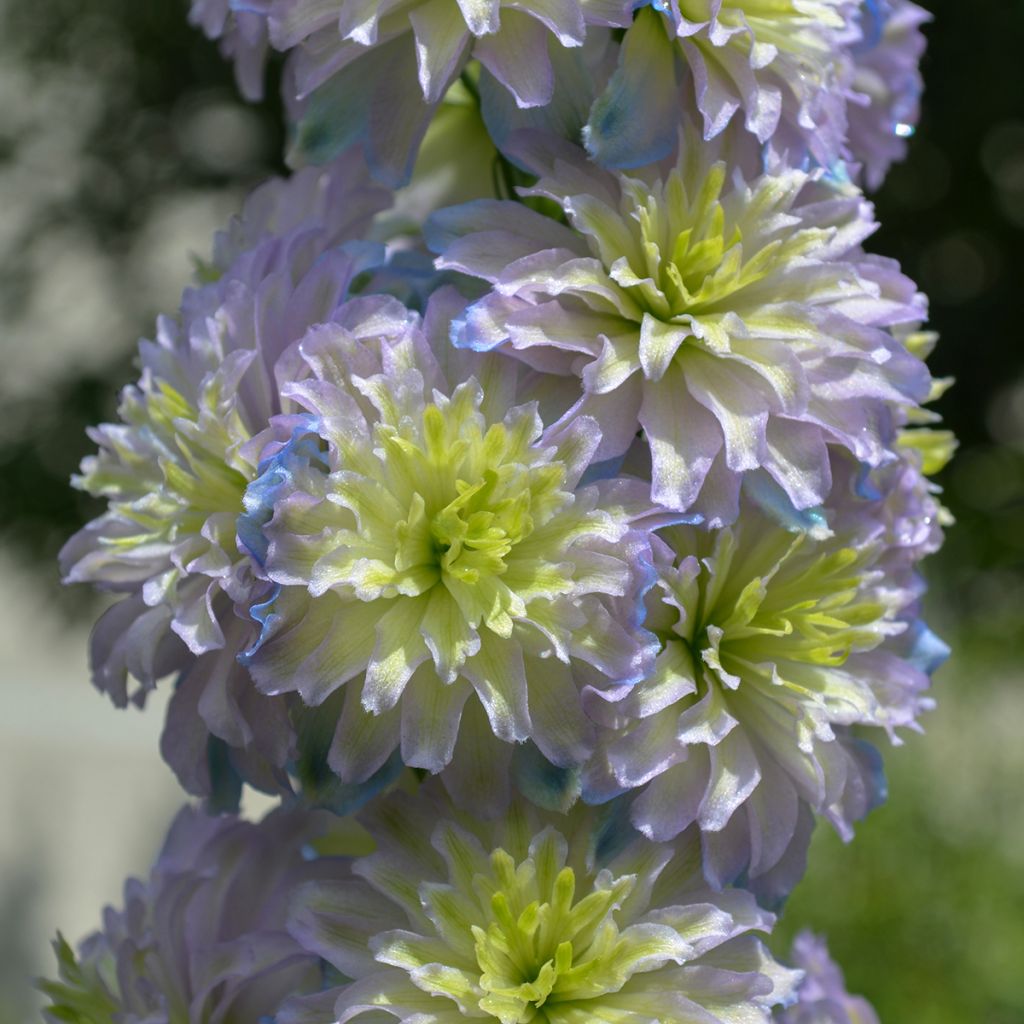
xmin=420 ymin=468 xmax=534 ymax=585
xmin=368 ymin=396 xmax=570 ymax=606
xmin=82 ymin=377 xmax=250 ymax=551
xmin=469 ymin=850 xmax=633 ymax=1023
xmin=371 ymin=825 xmax=710 ymax=1023
xmin=613 ymin=164 xmax=816 ymax=325
xmin=656 ymin=523 xmax=891 ymax=690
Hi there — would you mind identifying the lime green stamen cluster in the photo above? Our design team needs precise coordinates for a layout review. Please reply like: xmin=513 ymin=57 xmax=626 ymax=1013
xmin=382 ymin=400 xmax=562 ymax=603
xmin=78 ymin=372 xmax=252 ymax=557
xmin=374 ymin=825 xmax=675 ymax=1024
xmin=656 ymin=524 xmax=892 ymax=693
xmin=473 ymin=851 xmax=633 ymax=1022
xmin=614 ymin=164 xmax=818 ymax=324
xmin=310 ymin=380 xmax=586 ymax=643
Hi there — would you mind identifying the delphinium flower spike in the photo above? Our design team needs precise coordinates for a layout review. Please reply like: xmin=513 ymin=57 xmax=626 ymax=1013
xmin=48 ymin=0 xmax=954 ymax=1017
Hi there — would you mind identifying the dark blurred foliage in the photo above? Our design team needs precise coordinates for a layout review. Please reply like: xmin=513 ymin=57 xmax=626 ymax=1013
xmin=872 ymin=0 xmax=1024 ymax=648
xmin=1 ymin=0 xmax=1022 ymax=1021
xmin=0 ymin=0 xmax=284 ymax=610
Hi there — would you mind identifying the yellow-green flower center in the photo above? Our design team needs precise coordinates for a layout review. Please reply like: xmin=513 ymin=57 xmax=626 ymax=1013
xmin=472 ymin=851 xmax=634 ymax=1023
xmin=339 ymin=390 xmax=573 ymax=623
xmin=81 ymin=376 xmax=251 ymax=553
xmin=654 ymin=522 xmax=892 ymax=693
xmin=376 ymin=829 xmax=643 ymax=1024
xmin=610 ymin=164 xmax=822 ymax=327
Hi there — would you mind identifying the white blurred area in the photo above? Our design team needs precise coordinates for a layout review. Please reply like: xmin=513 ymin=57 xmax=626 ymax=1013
xmin=0 ymin=556 xmax=182 ymax=961
xmin=0 ymin=555 xmax=278 ymax=1013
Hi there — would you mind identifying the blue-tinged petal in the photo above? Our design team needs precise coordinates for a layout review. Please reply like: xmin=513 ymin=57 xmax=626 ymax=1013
xmin=511 ymin=742 xmax=582 ymax=812
xmin=905 ymin=620 xmax=951 ymax=676
xmin=287 ymin=60 xmax=369 ymax=168
xmin=479 ymin=40 xmax=608 ymax=154
xmin=583 ymin=6 xmax=680 ymax=169
xmin=238 ymin=420 xmax=325 ymax=565
xmin=741 ymin=469 xmax=831 ymax=539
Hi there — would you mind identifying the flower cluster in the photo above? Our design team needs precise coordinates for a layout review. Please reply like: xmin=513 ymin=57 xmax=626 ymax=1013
xmin=239 ymin=310 xmax=659 ymax=804
xmin=187 ymin=0 xmax=929 ymax=184
xmin=46 ymin=0 xmax=946 ymax=1020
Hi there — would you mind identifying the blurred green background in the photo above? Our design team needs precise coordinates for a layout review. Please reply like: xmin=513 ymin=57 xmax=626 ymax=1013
xmin=0 ymin=0 xmax=1021 ymax=1020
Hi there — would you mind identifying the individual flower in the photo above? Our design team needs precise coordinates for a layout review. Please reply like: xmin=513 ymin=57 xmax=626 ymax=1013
xmin=431 ymin=133 xmax=930 ymax=525
xmin=271 ymin=0 xmax=632 ymax=107
xmin=847 ymin=0 xmax=930 ymax=191
xmin=203 ymin=0 xmax=632 ymax=183
xmin=59 ymin=154 xmax=392 ymax=796
xmin=776 ymin=932 xmax=880 ymax=1024
xmin=239 ymin=290 xmax=660 ymax=808
xmin=281 ymin=783 xmax=802 ymax=1024
xmin=584 ymin=1 xmax=860 ymax=170
xmin=39 ymin=805 xmax=340 ymax=1024
xmin=189 ymin=0 xmax=271 ymax=102
xmin=583 ymin=475 xmax=941 ymax=902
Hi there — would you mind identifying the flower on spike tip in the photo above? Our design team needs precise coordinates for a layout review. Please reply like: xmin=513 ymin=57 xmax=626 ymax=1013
xmin=239 ymin=299 xmax=661 ymax=807
xmin=582 ymin=474 xmax=940 ymax=902
xmin=39 ymin=805 xmax=340 ymax=1024
xmin=775 ymin=932 xmax=880 ymax=1024
xmin=280 ymin=783 xmax=802 ymax=1024
xmin=431 ymin=132 xmax=930 ymax=527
